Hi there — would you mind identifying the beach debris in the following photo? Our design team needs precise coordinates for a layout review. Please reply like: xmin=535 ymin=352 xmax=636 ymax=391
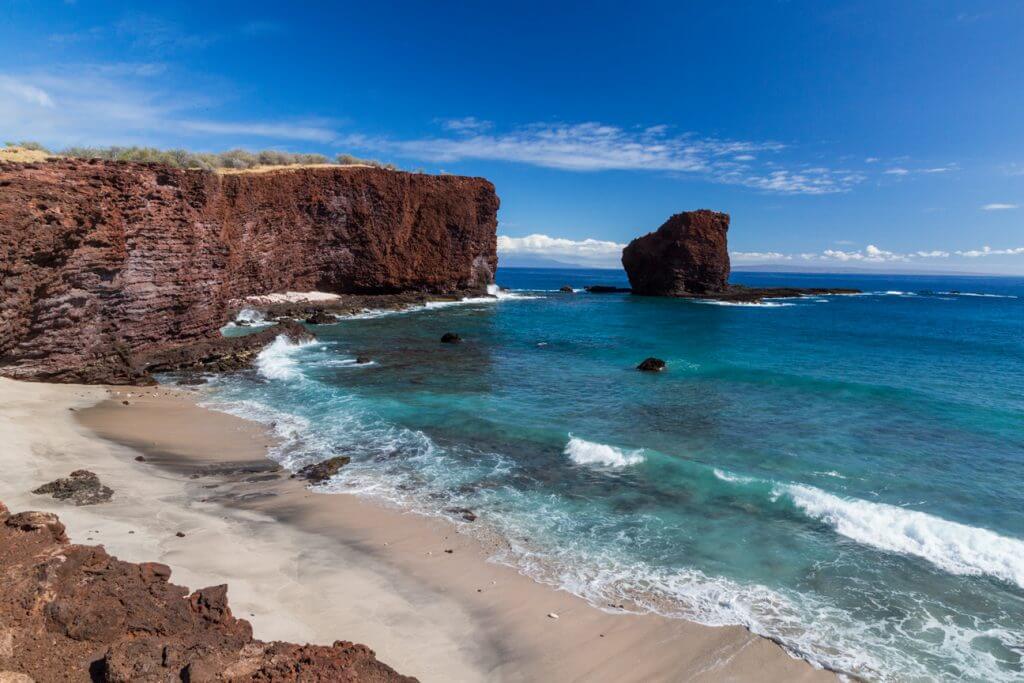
xmin=444 ymin=549 xmax=454 ymax=554
xmin=636 ymin=357 xmax=666 ymax=372
xmin=297 ymin=455 xmax=352 ymax=484
xmin=547 ymin=612 xmax=559 ymax=619
xmin=444 ymin=507 xmax=478 ymax=522
xmin=440 ymin=332 xmax=462 ymax=344
xmin=32 ymin=470 xmax=113 ymax=506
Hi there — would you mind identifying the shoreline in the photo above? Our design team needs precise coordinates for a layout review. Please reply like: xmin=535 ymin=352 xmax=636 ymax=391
xmin=0 ymin=377 xmax=835 ymax=682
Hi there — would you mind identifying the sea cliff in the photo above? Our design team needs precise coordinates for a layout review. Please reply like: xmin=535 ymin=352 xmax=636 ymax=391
xmin=0 ymin=159 xmax=498 ymax=383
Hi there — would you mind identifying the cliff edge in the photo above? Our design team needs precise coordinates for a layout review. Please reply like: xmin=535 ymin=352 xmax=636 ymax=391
xmin=0 ymin=159 xmax=498 ymax=383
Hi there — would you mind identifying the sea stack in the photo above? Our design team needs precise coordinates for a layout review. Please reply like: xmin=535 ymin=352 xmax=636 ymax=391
xmin=621 ymin=210 xmax=730 ymax=296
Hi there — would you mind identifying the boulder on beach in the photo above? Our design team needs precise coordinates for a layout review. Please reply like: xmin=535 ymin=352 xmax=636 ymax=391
xmin=636 ymin=358 xmax=667 ymax=372
xmin=297 ymin=456 xmax=352 ymax=484
xmin=441 ymin=332 xmax=463 ymax=344
xmin=32 ymin=470 xmax=113 ymax=506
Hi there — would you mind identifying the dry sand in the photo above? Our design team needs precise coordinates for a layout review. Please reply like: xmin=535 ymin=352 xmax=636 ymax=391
xmin=0 ymin=377 xmax=836 ymax=682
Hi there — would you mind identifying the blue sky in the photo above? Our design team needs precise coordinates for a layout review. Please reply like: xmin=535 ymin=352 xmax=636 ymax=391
xmin=2 ymin=1 xmax=1023 ymax=272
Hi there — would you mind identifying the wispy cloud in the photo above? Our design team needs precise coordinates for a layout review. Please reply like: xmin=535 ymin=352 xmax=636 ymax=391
xmin=344 ymin=122 xmax=863 ymax=195
xmin=956 ymin=246 xmax=1024 ymax=257
xmin=180 ymin=120 xmax=337 ymax=142
xmin=981 ymin=203 xmax=1018 ymax=211
xmin=0 ymin=65 xmax=339 ymax=147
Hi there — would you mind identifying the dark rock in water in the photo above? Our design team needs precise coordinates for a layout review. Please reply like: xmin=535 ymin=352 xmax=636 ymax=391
xmin=441 ymin=332 xmax=463 ymax=344
xmin=297 ymin=456 xmax=352 ymax=484
xmin=355 ymin=355 xmax=372 ymax=364
xmin=134 ymin=455 xmax=146 ymax=462
xmin=32 ymin=470 xmax=113 ymax=506
xmin=445 ymin=507 xmax=478 ymax=522
xmin=559 ymin=285 xmax=574 ymax=293
xmin=622 ymin=210 xmax=730 ymax=295
xmin=637 ymin=358 xmax=666 ymax=372
xmin=304 ymin=309 xmax=335 ymax=325
xmin=585 ymin=285 xmax=631 ymax=293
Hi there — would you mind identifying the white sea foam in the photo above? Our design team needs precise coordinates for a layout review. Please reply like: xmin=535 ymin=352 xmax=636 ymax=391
xmin=254 ymin=334 xmax=317 ymax=382
xmin=939 ymin=291 xmax=1017 ymax=299
xmin=222 ymin=307 xmax=275 ymax=330
xmin=783 ymin=484 xmax=1024 ymax=589
xmin=565 ymin=436 xmax=644 ymax=467
xmin=692 ymin=300 xmax=795 ymax=308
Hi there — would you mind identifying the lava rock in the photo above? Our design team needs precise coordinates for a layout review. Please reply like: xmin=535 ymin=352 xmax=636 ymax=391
xmin=441 ymin=332 xmax=462 ymax=344
xmin=636 ymin=358 xmax=666 ymax=372
xmin=355 ymin=355 xmax=372 ymax=364
xmin=559 ymin=285 xmax=574 ymax=293
xmin=445 ymin=507 xmax=478 ymax=522
xmin=584 ymin=285 xmax=631 ymax=293
xmin=304 ymin=310 xmax=335 ymax=325
xmin=297 ymin=456 xmax=352 ymax=484
xmin=621 ymin=210 xmax=731 ymax=296
xmin=32 ymin=470 xmax=113 ymax=506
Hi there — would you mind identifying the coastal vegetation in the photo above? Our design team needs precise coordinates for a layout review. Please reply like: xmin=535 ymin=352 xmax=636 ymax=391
xmin=1 ymin=140 xmax=397 ymax=171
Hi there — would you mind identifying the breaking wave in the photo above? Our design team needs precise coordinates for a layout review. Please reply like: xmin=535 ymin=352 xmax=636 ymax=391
xmin=565 ymin=436 xmax=645 ymax=467
xmin=782 ymin=484 xmax=1024 ymax=589
xmin=254 ymin=335 xmax=317 ymax=382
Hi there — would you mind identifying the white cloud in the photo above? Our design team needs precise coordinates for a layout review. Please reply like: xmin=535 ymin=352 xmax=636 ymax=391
xmin=884 ymin=168 xmax=910 ymax=176
xmin=955 ymin=246 xmax=1024 ymax=258
xmin=497 ymin=233 xmax=625 ymax=266
xmin=730 ymin=251 xmax=792 ymax=262
xmin=981 ymin=203 xmax=1018 ymax=211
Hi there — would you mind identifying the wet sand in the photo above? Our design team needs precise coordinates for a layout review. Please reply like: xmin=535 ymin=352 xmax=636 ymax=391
xmin=0 ymin=377 xmax=835 ymax=682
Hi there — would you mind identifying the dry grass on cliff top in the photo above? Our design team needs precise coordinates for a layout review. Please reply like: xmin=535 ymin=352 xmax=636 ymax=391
xmin=0 ymin=146 xmax=55 ymax=163
xmin=217 ymin=162 xmax=381 ymax=175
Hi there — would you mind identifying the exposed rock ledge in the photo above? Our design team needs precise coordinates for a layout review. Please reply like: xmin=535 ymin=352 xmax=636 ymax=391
xmin=0 ymin=500 xmax=416 ymax=682
xmin=0 ymin=158 xmax=498 ymax=384
xmin=621 ymin=210 xmax=858 ymax=300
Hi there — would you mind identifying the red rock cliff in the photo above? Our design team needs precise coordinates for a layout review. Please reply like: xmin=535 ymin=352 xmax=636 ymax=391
xmin=0 ymin=159 xmax=498 ymax=382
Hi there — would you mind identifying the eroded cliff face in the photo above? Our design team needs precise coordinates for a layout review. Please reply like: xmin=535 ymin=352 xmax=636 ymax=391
xmin=621 ymin=210 xmax=731 ymax=295
xmin=0 ymin=159 xmax=498 ymax=383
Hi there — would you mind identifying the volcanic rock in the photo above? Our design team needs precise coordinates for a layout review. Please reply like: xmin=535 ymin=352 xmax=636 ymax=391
xmin=441 ymin=332 xmax=462 ymax=344
xmin=32 ymin=470 xmax=113 ymax=506
xmin=559 ymin=285 xmax=574 ymax=293
xmin=584 ymin=285 xmax=631 ymax=293
xmin=0 ymin=158 xmax=498 ymax=384
xmin=636 ymin=358 xmax=666 ymax=372
xmin=622 ymin=210 xmax=730 ymax=295
xmin=0 ymin=501 xmax=416 ymax=682
xmin=305 ymin=310 xmax=336 ymax=325
xmin=298 ymin=456 xmax=352 ymax=484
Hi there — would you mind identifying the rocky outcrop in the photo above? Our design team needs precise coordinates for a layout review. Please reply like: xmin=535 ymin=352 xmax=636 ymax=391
xmin=32 ymin=470 xmax=113 ymax=506
xmin=0 ymin=501 xmax=416 ymax=682
xmin=636 ymin=358 xmax=666 ymax=372
xmin=297 ymin=456 xmax=351 ymax=484
xmin=621 ymin=210 xmax=860 ymax=300
xmin=621 ymin=210 xmax=730 ymax=295
xmin=0 ymin=159 xmax=498 ymax=383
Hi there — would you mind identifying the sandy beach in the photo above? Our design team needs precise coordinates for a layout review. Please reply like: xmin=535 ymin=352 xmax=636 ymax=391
xmin=0 ymin=376 xmax=835 ymax=682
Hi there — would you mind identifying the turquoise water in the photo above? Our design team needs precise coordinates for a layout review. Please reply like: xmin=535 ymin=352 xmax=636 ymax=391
xmin=202 ymin=268 xmax=1024 ymax=681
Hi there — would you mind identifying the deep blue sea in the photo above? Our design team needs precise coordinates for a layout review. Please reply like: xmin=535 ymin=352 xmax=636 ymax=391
xmin=203 ymin=268 xmax=1024 ymax=681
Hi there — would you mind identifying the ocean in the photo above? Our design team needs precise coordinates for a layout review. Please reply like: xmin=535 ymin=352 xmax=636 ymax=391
xmin=200 ymin=268 xmax=1024 ymax=681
